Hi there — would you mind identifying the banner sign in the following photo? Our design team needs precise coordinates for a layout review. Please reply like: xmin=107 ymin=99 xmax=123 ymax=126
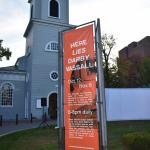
xmin=63 ymin=24 xmax=100 ymax=150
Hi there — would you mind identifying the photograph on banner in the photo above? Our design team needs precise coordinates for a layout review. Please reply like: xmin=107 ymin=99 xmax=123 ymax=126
xmin=63 ymin=24 xmax=100 ymax=150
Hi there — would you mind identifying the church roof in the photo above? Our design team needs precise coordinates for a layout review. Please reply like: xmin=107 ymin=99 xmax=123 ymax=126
xmin=0 ymin=65 xmax=26 ymax=74
xmin=24 ymin=19 xmax=74 ymax=37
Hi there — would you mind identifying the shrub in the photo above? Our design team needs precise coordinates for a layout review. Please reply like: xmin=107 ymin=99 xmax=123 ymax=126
xmin=122 ymin=132 xmax=150 ymax=150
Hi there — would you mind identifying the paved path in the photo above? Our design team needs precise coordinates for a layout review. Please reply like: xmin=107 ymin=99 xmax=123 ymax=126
xmin=0 ymin=120 xmax=56 ymax=137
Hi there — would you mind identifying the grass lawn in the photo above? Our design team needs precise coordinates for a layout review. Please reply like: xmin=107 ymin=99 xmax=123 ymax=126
xmin=0 ymin=126 xmax=58 ymax=150
xmin=0 ymin=121 xmax=150 ymax=150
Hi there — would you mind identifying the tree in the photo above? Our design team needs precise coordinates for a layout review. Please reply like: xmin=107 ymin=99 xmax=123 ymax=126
xmin=117 ymin=55 xmax=150 ymax=88
xmin=138 ymin=57 xmax=150 ymax=87
xmin=0 ymin=40 xmax=11 ymax=61
xmin=116 ymin=58 xmax=132 ymax=87
xmin=101 ymin=34 xmax=116 ymax=87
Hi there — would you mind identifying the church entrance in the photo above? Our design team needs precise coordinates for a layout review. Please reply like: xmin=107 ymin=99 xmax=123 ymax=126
xmin=48 ymin=93 xmax=57 ymax=119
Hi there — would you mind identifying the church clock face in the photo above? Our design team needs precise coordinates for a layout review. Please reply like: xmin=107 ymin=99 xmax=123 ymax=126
xmin=50 ymin=71 xmax=58 ymax=81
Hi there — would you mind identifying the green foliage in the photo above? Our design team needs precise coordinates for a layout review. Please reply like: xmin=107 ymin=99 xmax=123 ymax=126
xmin=117 ymin=56 xmax=150 ymax=88
xmin=0 ymin=40 xmax=11 ymax=61
xmin=116 ymin=58 xmax=132 ymax=87
xmin=107 ymin=121 xmax=150 ymax=150
xmin=101 ymin=34 xmax=117 ymax=87
xmin=122 ymin=132 xmax=150 ymax=150
xmin=138 ymin=57 xmax=150 ymax=87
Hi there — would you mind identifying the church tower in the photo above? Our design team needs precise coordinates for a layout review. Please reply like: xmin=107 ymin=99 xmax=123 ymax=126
xmin=24 ymin=0 xmax=72 ymax=119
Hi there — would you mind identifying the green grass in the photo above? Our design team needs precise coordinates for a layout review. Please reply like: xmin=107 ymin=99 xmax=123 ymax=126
xmin=0 ymin=126 xmax=58 ymax=150
xmin=0 ymin=121 xmax=150 ymax=150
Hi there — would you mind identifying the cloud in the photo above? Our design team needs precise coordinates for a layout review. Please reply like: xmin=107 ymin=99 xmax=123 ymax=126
xmin=0 ymin=0 xmax=150 ymax=67
xmin=0 ymin=0 xmax=29 ymax=67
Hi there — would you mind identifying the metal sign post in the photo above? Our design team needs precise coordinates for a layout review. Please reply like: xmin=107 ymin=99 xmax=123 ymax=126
xmin=95 ymin=18 xmax=108 ymax=150
xmin=58 ymin=31 xmax=65 ymax=150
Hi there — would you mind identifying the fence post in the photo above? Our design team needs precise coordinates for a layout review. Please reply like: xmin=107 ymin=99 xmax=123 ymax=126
xmin=16 ymin=114 xmax=18 ymax=125
xmin=30 ymin=113 xmax=33 ymax=123
xmin=0 ymin=115 xmax=2 ymax=127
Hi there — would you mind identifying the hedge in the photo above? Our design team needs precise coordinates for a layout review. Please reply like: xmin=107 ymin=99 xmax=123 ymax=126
xmin=122 ymin=132 xmax=150 ymax=150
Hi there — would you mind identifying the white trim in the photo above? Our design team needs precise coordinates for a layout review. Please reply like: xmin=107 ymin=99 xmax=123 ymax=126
xmin=0 ymin=82 xmax=15 ymax=90
xmin=45 ymin=41 xmax=59 ymax=52
xmin=45 ymin=50 xmax=58 ymax=53
xmin=49 ymin=71 xmax=58 ymax=81
xmin=48 ymin=0 xmax=60 ymax=19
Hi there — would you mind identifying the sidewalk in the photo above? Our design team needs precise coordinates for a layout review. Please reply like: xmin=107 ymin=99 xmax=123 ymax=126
xmin=0 ymin=120 xmax=56 ymax=137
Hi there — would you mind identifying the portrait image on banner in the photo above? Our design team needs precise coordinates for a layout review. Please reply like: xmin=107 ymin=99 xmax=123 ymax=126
xmin=63 ymin=24 xmax=100 ymax=150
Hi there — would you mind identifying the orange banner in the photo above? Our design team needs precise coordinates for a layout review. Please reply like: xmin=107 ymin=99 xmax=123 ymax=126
xmin=63 ymin=24 xmax=100 ymax=150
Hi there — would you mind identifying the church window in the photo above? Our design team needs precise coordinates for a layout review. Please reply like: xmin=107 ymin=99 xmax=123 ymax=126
xmin=50 ymin=71 xmax=58 ymax=81
xmin=49 ymin=0 xmax=59 ymax=18
xmin=51 ymin=42 xmax=59 ymax=50
xmin=0 ymin=83 xmax=14 ymax=107
xmin=45 ymin=41 xmax=59 ymax=52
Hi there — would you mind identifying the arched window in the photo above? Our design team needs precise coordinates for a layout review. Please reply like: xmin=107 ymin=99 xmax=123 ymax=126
xmin=49 ymin=0 xmax=59 ymax=17
xmin=0 ymin=83 xmax=14 ymax=106
xmin=45 ymin=41 xmax=59 ymax=51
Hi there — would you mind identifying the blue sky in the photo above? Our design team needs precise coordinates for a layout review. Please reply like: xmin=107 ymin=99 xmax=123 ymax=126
xmin=0 ymin=0 xmax=150 ymax=67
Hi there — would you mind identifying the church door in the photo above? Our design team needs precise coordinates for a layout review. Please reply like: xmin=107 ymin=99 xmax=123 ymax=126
xmin=48 ymin=93 xmax=57 ymax=119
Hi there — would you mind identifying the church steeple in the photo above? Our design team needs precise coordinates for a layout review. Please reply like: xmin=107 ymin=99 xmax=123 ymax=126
xmin=28 ymin=0 xmax=69 ymax=24
xmin=23 ymin=0 xmax=72 ymax=120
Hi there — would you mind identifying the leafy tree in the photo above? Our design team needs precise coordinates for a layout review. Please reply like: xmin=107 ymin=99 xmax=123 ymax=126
xmin=127 ymin=56 xmax=143 ymax=87
xmin=138 ymin=57 xmax=150 ymax=87
xmin=101 ymin=34 xmax=116 ymax=87
xmin=117 ymin=55 xmax=150 ymax=88
xmin=116 ymin=58 xmax=131 ymax=87
xmin=0 ymin=40 xmax=11 ymax=61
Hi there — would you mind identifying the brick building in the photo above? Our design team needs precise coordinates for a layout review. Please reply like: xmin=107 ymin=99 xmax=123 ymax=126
xmin=119 ymin=36 xmax=150 ymax=60
xmin=118 ymin=36 xmax=150 ymax=87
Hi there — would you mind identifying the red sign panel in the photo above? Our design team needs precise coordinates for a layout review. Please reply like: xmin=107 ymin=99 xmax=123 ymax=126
xmin=63 ymin=24 xmax=100 ymax=150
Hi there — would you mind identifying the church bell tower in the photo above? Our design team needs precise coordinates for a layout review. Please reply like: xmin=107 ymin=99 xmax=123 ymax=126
xmin=24 ymin=0 xmax=72 ymax=119
xmin=28 ymin=0 xmax=69 ymax=23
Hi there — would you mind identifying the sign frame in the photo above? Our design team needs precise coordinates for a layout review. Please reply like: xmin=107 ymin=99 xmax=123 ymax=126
xmin=58 ymin=19 xmax=107 ymax=150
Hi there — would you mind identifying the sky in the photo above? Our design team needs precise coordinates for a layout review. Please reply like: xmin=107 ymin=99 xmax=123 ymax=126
xmin=0 ymin=0 xmax=150 ymax=67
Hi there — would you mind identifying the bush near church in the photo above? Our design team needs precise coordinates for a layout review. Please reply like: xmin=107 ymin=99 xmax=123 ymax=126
xmin=122 ymin=132 xmax=150 ymax=150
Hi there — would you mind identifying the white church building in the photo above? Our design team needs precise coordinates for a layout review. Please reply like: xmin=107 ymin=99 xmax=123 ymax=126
xmin=0 ymin=0 xmax=73 ymax=120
